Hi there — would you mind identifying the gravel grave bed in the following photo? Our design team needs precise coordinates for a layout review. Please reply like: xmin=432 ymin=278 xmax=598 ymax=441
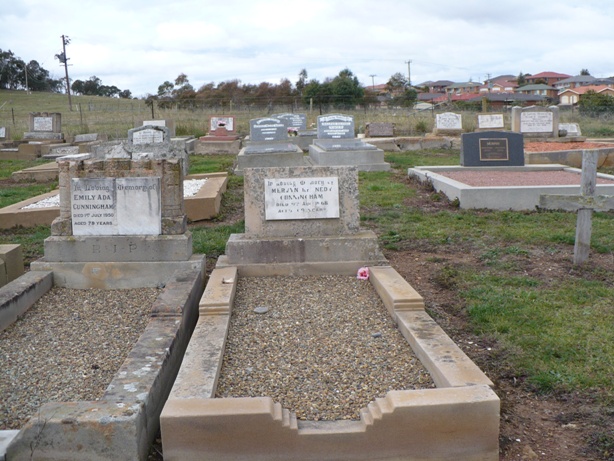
xmin=439 ymin=169 xmax=614 ymax=187
xmin=0 ymin=286 xmax=160 ymax=430
xmin=215 ymin=275 xmax=434 ymax=421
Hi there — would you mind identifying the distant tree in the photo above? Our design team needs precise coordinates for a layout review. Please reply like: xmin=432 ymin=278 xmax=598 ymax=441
xmin=578 ymin=90 xmax=614 ymax=117
xmin=389 ymin=88 xmax=418 ymax=108
xmin=580 ymin=69 xmax=591 ymax=76
xmin=157 ymin=81 xmax=174 ymax=98
xmin=296 ymin=68 xmax=308 ymax=95
xmin=118 ymin=89 xmax=132 ymax=99
xmin=386 ymin=72 xmax=408 ymax=95
xmin=0 ymin=49 xmax=25 ymax=89
xmin=516 ymin=72 xmax=529 ymax=86
xmin=330 ymin=68 xmax=364 ymax=109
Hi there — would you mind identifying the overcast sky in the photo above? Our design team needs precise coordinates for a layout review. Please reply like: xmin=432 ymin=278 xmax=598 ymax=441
xmin=3 ymin=0 xmax=613 ymax=97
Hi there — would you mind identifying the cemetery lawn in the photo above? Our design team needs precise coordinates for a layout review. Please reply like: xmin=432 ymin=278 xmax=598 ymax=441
xmin=1 ymin=151 xmax=613 ymax=460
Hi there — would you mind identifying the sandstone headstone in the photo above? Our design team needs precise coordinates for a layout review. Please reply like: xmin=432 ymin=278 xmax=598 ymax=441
xmin=31 ymin=153 xmax=200 ymax=288
xmin=220 ymin=165 xmax=386 ymax=272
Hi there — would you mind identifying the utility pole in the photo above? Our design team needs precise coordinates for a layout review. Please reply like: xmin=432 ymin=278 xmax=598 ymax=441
xmin=57 ymin=35 xmax=72 ymax=110
xmin=369 ymin=74 xmax=376 ymax=90
xmin=405 ymin=59 xmax=412 ymax=87
xmin=24 ymin=62 xmax=29 ymax=94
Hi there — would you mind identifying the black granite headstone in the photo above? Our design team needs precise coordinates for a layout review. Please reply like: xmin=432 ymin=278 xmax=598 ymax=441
xmin=460 ymin=131 xmax=524 ymax=167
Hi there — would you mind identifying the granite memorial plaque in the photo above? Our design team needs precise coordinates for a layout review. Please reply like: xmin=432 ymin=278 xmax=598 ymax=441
xmin=0 ymin=127 xmax=6 ymax=138
xmin=460 ymin=131 xmax=524 ymax=166
xmin=250 ymin=117 xmax=287 ymax=142
xmin=71 ymin=177 xmax=161 ymax=236
xmin=479 ymin=138 xmax=509 ymax=161
xmin=264 ymin=176 xmax=340 ymax=220
xmin=317 ymin=114 xmax=355 ymax=139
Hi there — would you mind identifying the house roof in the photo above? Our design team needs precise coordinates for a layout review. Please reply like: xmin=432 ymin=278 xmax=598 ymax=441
xmin=556 ymin=75 xmax=596 ymax=85
xmin=468 ymin=93 xmax=547 ymax=103
xmin=558 ymin=85 xmax=614 ymax=95
xmin=517 ymin=83 xmax=557 ymax=91
xmin=446 ymin=82 xmax=481 ymax=89
xmin=527 ymin=71 xmax=572 ymax=79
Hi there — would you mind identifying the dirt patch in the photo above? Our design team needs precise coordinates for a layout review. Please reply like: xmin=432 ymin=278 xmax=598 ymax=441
xmin=525 ymin=141 xmax=613 ymax=152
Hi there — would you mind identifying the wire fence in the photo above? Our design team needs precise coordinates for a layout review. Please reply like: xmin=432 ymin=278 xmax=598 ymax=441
xmin=1 ymin=97 xmax=613 ymax=140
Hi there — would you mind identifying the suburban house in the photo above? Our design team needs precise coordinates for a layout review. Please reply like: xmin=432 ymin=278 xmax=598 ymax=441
xmin=524 ymin=71 xmax=571 ymax=86
xmin=558 ymin=85 xmax=614 ymax=105
xmin=467 ymin=93 xmax=547 ymax=110
xmin=445 ymin=82 xmax=481 ymax=95
xmin=516 ymin=83 xmax=559 ymax=99
xmin=554 ymin=74 xmax=597 ymax=90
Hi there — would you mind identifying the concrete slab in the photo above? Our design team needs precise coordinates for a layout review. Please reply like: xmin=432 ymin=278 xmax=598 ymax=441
xmin=408 ymin=164 xmax=614 ymax=210
xmin=161 ymin=265 xmax=499 ymax=461
xmin=184 ymin=173 xmax=228 ymax=222
xmin=0 ymin=431 xmax=19 ymax=461
xmin=11 ymin=161 xmax=58 ymax=182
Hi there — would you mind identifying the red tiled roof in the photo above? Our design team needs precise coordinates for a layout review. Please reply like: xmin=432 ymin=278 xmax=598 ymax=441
xmin=559 ymin=85 xmax=614 ymax=95
xmin=528 ymin=71 xmax=571 ymax=79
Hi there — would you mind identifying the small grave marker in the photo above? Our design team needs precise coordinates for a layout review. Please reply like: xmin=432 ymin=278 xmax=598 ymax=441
xmin=540 ymin=150 xmax=614 ymax=264
xmin=434 ymin=112 xmax=463 ymax=135
xmin=477 ymin=114 xmax=504 ymax=130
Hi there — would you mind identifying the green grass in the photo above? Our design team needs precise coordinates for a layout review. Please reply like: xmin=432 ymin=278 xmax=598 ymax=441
xmin=191 ymin=221 xmax=244 ymax=256
xmin=188 ymin=154 xmax=236 ymax=174
xmin=463 ymin=274 xmax=614 ymax=393
xmin=385 ymin=149 xmax=460 ymax=169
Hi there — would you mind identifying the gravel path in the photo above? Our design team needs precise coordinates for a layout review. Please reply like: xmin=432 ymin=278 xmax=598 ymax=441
xmin=0 ymin=286 xmax=160 ymax=430
xmin=215 ymin=275 xmax=434 ymax=421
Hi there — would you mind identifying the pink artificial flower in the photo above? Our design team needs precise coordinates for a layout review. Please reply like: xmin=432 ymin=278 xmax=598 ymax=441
xmin=357 ymin=266 xmax=369 ymax=280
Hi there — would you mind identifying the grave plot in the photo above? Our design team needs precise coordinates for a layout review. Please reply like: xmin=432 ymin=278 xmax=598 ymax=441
xmin=410 ymin=133 xmax=614 ymax=210
xmin=4 ymin=154 xmax=206 ymax=461
xmin=160 ymin=166 xmax=499 ymax=461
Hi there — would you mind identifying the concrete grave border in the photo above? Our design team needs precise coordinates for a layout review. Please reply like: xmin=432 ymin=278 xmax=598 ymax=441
xmin=0 ymin=173 xmax=229 ymax=229
xmin=408 ymin=164 xmax=614 ymax=210
xmin=4 ymin=262 xmax=206 ymax=461
xmin=160 ymin=264 xmax=500 ymax=461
